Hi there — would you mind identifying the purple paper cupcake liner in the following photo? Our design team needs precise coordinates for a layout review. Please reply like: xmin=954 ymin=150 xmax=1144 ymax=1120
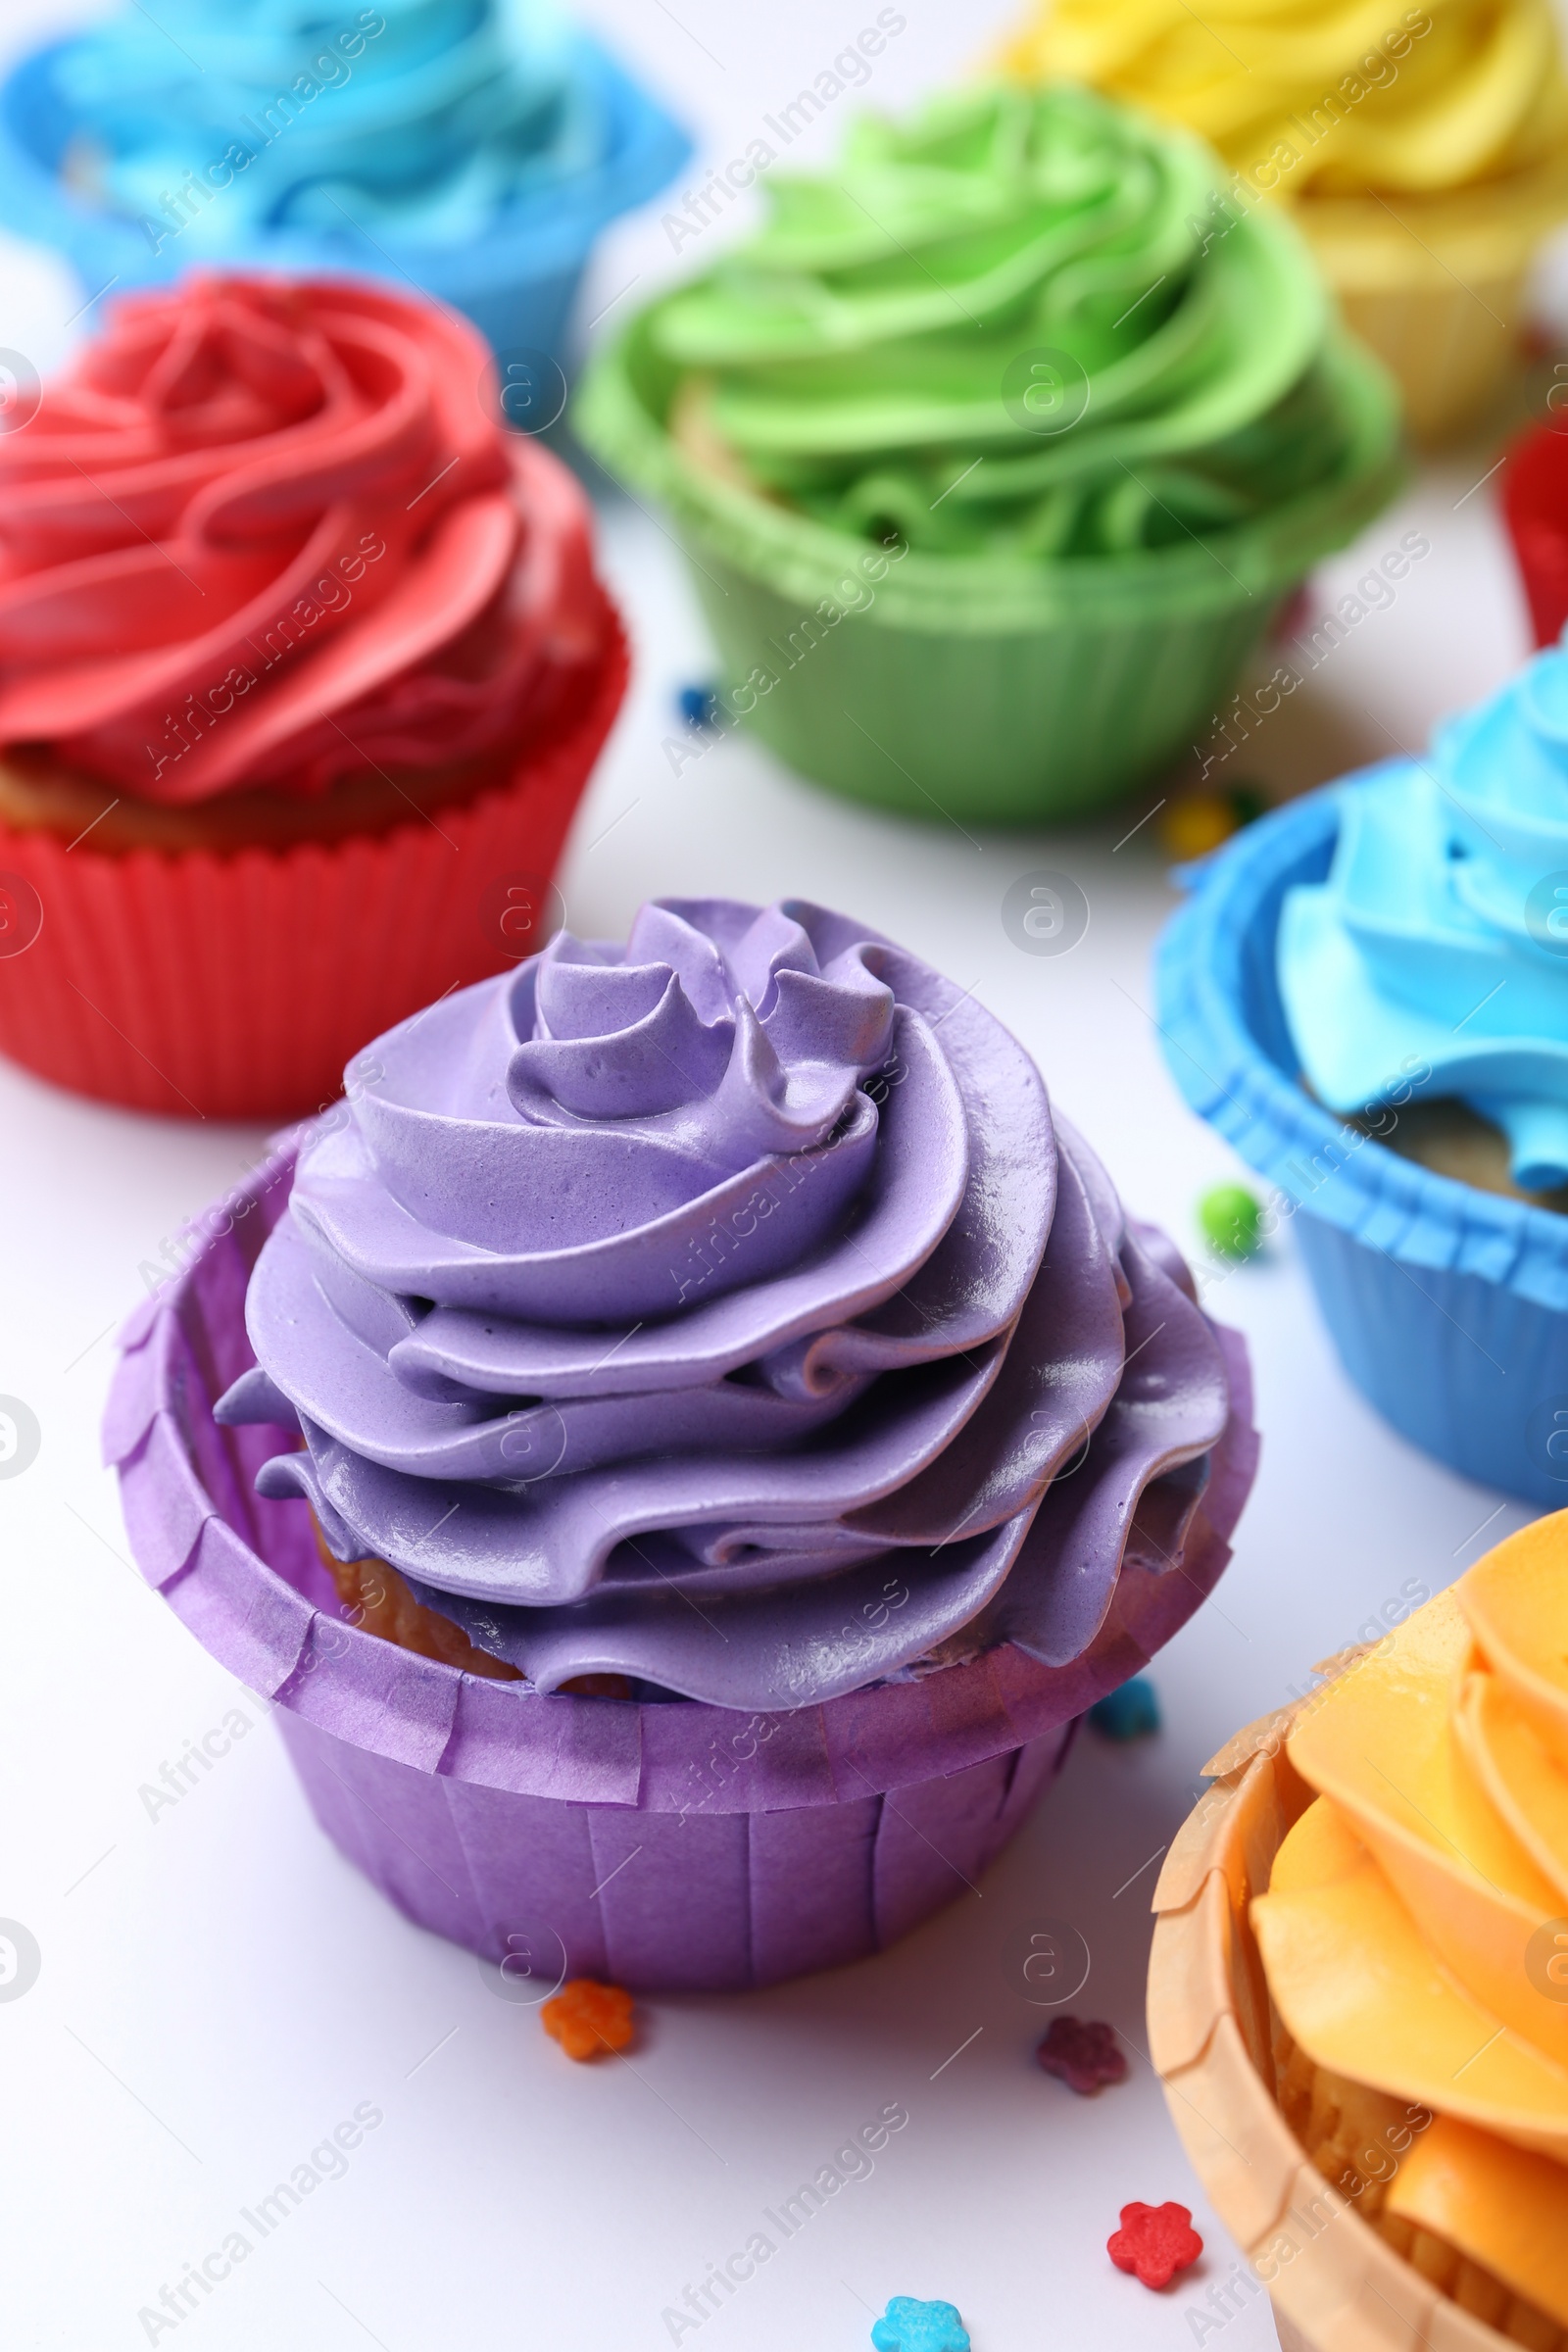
xmin=105 ymin=1152 xmax=1258 ymax=1992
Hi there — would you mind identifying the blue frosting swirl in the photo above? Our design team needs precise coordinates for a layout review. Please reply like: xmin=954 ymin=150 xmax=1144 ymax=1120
xmin=43 ymin=0 xmax=643 ymax=248
xmin=1279 ymin=639 xmax=1568 ymax=1191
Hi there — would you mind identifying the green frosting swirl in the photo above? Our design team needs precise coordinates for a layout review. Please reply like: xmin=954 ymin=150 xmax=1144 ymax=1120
xmin=650 ymin=82 xmax=1369 ymax=559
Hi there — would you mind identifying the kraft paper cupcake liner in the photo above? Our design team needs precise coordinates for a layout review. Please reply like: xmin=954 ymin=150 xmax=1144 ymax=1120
xmin=576 ymin=324 xmax=1402 ymax=825
xmin=1155 ymin=780 xmax=1568 ymax=1503
xmin=0 ymin=616 xmax=626 ymax=1122
xmin=1149 ymin=1706 xmax=1528 ymax=2352
xmin=103 ymin=1152 xmax=1259 ymax=1993
xmin=1503 ymin=422 xmax=1568 ymax=648
xmin=1297 ymin=161 xmax=1568 ymax=446
xmin=0 ymin=36 xmax=687 ymax=361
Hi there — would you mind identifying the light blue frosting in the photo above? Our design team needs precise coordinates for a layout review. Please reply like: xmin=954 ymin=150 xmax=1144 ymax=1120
xmin=50 ymin=0 xmax=612 ymax=248
xmin=1279 ymin=637 xmax=1568 ymax=1192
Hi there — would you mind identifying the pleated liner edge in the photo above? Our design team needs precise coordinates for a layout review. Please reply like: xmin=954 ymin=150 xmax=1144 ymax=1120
xmin=0 ymin=612 xmax=628 ymax=1122
xmin=105 ymin=1147 xmax=1259 ymax=1991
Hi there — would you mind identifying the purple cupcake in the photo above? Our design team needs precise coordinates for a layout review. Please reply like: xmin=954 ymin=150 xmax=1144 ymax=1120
xmin=108 ymin=899 xmax=1256 ymax=1989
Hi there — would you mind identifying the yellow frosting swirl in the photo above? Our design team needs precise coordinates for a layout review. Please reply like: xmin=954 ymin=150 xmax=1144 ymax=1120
xmin=1250 ymin=1516 xmax=1568 ymax=2330
xmin=1001 ymin=0 xmax=1568 ymax=197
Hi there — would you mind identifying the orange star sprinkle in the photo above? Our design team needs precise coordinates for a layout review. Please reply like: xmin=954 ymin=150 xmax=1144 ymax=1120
xmin=540 ymin=1978 xmax=635 ymax=2061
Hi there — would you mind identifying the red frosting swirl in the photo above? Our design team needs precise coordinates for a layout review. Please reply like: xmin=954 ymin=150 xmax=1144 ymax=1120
xmin=0 ymin=273 xmax=609 ymax=803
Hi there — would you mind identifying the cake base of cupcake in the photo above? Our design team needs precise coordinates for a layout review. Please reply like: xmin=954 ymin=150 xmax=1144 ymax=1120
xmin=1298 ymin=160 xmax=1568 ymax=445
xmin=105 ymin=1149 xmax=1259 ymax=1994
xmin=316 ymin=1536 xmax=523 ymax=1685
xmin=0 ymin=616 xmax=626 ymax=1122
xmin=1343 ymin=1096 xmax=1568 ymax=1217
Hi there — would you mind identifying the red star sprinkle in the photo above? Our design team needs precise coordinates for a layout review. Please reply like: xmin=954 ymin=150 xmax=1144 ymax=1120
xmin=1036 ymin=2016 xmax=1128 ymax=2095
xmin=1107 ymin=2201 xmax=1203 ymax=2289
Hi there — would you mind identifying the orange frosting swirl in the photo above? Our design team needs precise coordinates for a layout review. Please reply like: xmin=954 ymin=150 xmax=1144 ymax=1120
xmin=0 ymin=272 xmax=607 ymax=803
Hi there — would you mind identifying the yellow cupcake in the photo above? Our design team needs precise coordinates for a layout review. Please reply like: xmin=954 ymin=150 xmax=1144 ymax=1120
xmin=1001 ymin=0 xmax=1568 ymax=439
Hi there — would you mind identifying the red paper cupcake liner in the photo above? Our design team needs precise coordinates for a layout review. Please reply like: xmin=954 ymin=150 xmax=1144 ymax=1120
xmin=1502 ymin=420 xmax=1568 ymax=649
xmin=0 ymin=612 xmax=628 ymax=1121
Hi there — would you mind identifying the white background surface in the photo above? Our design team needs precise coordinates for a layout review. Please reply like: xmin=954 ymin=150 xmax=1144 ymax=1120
xmin=1 ymin=1 xmax=1564 ymax=2346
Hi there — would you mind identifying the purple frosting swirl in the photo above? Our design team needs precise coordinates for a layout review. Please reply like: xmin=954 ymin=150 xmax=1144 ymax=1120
xmin=219 ymin=899 xmax=1234 ymax=1708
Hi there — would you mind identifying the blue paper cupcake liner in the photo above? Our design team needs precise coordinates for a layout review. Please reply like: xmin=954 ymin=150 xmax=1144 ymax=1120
xmin=1156 ymin=776 xmax=1568 ymax=1504
xmin=0 ymin=32 xmax=687 ymax=363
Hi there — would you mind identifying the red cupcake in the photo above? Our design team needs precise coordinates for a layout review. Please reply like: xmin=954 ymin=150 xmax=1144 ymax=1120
xmin=0 ymin=272 xmax=625 ymax=1120
xmin=1502 ymin=416 xmax=1568 ymax=649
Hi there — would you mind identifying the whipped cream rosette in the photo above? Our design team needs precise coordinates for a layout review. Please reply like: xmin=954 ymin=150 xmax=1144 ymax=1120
xmin=51 ymin=0 xmax=606 ymax=249
xmin=1002 ymin=0 xmax=1568 ymax=198
xmin=649 ymin=84 xmax=1373 ymax=564
xmin=1279 ymin=641 xmax=1568 ymax=1197
xmin=218 ymin=898 xmax=1250 ymax=1709
xmin=0 ymin=273 xmax=605 ymax=804
xmin=0 ymin=0 xmax=687 ymax=362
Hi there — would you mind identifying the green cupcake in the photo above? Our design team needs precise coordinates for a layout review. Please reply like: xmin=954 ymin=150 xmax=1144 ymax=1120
xmin=579 ymin=82 xmax=1402 ymax=824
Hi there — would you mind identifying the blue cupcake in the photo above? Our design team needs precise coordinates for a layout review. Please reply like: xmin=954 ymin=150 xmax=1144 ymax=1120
xmin=1157 ymin=639 xmax=1568 ymax=1505
xmin=0 ymin=0 xmax=688 ymax=365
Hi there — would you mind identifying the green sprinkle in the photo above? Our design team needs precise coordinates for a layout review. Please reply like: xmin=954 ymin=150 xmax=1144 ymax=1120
xmin=1199 ymin=1182 xmax=1263 ymax=1259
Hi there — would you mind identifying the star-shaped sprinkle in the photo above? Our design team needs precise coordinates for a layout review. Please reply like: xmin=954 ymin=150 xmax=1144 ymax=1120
xmin=1037 ymin=2015 xmax=1128 ymax=2095
xmin=540 ymin=1978 xmax=634 ymax=2061
xmin=1107 ymin=2200 xmax=1203 ymax=2289
xmin=870 ymin=2295 xmax=970 ymax=2351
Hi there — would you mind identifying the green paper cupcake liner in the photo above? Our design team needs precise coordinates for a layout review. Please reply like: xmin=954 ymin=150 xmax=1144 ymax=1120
xmin=578 ymin=321 xmax=1403 ymax=826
